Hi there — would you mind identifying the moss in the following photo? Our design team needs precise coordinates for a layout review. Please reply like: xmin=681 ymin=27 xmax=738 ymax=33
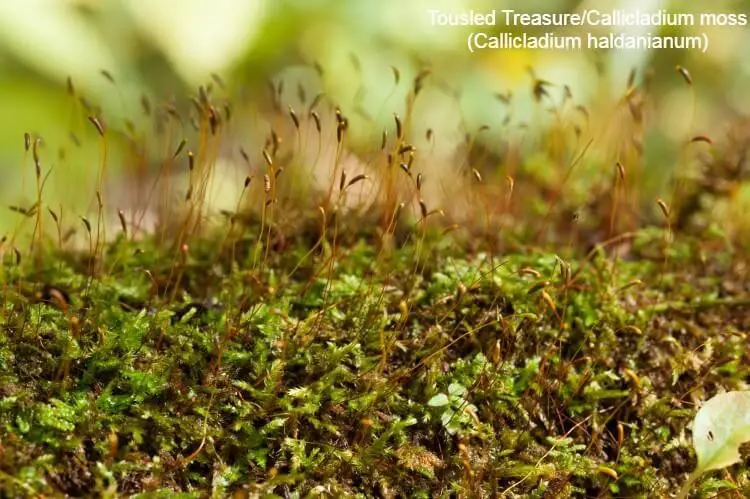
xmin=0 ymin=221 xmax=746 ymax=498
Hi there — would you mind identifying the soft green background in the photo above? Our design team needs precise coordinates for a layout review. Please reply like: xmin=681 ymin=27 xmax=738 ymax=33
xmin=1 ymin=0 xmax=749 ymax=235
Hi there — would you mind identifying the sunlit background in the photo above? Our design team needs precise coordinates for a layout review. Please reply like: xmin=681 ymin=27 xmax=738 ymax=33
xmin=1 ymin=0 xmax=750 ymax=239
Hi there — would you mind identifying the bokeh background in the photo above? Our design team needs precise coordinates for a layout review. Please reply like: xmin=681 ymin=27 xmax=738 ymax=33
xmin=1 ymin=0 xmax=749 ymax=239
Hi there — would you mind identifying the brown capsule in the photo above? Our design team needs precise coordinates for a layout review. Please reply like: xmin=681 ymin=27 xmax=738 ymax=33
xmin=47 ymin=208 xmax=59 ymax=223
xmin=188 ymin=151 xmax=194 ymax=171
xmin=9 ymin=205 xmax=31 ymax=216
xmin=541 ymin=290 xmax=556 ymax=312
xmin=399 ymin=163 xmax=410 ymax=175
xmin=32 ymin=138 xmax=40 ymax=164
xmin=244 ymin=175 xmax=252 ymax=189
xmin=381 ymin=130 xmax=388 ymax=150
xmin=271 ymin=130 xmax=281 ymax=156
xmin=416 ymin=172 xmax=423 ymax=190
xmin=223 ymin=103 xmax=232 ymax=122
xmin=208 ymin=106 xmax=220 ymax=135
xmin=472 ymin=168 xmax=483 ymax=183
xmin=24 ymin=133 xmax=30 ymax=152
xmin=347 ymin=174 xmax=367 ymax=188
xmin=442 ymin=224 xmax=459 ymax=236
xmin=310 ymin=111 xmax=321 ymax=133
xmin=96 ymin=190 xmax=103 ymax=209
xmin=274 ymin=167 xmax=283 ymax=178
xmin=80 ymin=216 xmax=92 ymax=234
xmin=690 ymin=135 xmax=713 ymax=145
xmin=185 ymin=186 xmax=192 ymax=201
xmin=339 ymin=171 xmax=347 ymax=192
xmin=66 ymin=76 xmax=75 ymax=96
xmin=337 ymin=121 xmax=346 ymax=143
xmin=118 ymin=209 xmax=127 ymax=235
xmin=263 ymin=174 xmax=271 ymax=193
xmin=211 ymin=73 xmax=225 ymax=89
xmin=288 ymin=106 xmax=299 ymax=129
xmin=616 ymin=162 xmax=625 ymax=182
xmin=262 ymin=149 xmax=273 ymax=167
xmin=627 ymin=67 xmax=636 ymax=89
xmin=426 ymin=128 xmax=433 ymax=141
xmin=676 ymin=65 xmax=692 ymax=86
xmin=390 ymin=66 xmax=400 ymax=85
xmin=398 ymin=144 xmax=415 ymax=155
xmin=13 ymin=247 xmax=21 ymax=265
xmin=88 ymin=116 xmax=105 ymax=137
xmin=656 ymin=198 xmax=670 ymax=219
xmin=495 ymin=92 xmax=512 ymax=104
xmin=297 ymin=82 xmax=306 ymax=104
xmin=413 ymin=68 xmax=430 ymax=95
xmin=518 ymin=267 xmax=541 ymax=278
xmin=527 ymin=280 xmax=550 ymax=295
xmin=419 ymin=199 xmax=428 ymax=219
xmin=620 ymin=325 xmax=643 ymax=336
xmin=532 ymin=79 xmax=551 ymax=103
xmin=100 ymin=69 xmax=115 ymax=84
xmin=239 ymin=148 xmax=250 ymax=165
xmin=596 ymin=466 xmax=618 ymax=481
xmin=173 ymin=139 xmax=186 ymax=159
xmin=394 ymin=113 xmax=402 ymax=139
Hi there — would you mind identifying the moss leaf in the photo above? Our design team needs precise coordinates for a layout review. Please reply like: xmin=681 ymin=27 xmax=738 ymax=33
xmin=427 ymin=393 xmax=449 ymax=407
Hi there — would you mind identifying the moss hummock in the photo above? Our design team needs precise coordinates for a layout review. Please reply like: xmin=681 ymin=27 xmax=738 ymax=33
xmin=0 ymin=222 xmax=748 ymax=498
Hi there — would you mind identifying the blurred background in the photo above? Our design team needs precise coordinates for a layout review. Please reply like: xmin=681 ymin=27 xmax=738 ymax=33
xmin=1 ymin=0 xmax=749 ymax=241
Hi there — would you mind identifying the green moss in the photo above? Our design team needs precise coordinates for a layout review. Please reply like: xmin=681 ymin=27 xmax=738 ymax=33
xmin=0 ymin=222 xmax=747 ymax=498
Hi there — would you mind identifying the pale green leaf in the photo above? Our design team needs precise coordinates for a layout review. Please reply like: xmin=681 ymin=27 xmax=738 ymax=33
xmin=693 ymin=391 xmax=750 ymax=473
xmin=448 ymin=383 xmax=466 ymax=397
xmin=427 ymin=393 xmax=450 ymax=407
